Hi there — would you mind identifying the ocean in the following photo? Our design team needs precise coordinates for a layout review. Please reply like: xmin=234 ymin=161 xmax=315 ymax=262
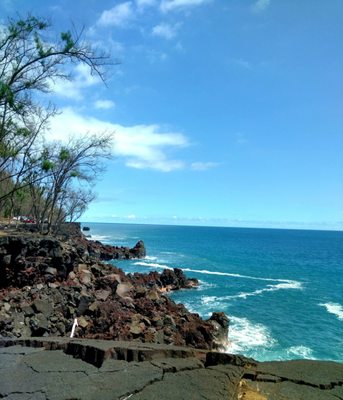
xmin=82 ymin=222 xmax=343 ymax=362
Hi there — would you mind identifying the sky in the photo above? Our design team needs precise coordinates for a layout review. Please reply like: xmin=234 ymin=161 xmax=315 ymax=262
xmin=1 ymin=0 xmax=342 ymax=230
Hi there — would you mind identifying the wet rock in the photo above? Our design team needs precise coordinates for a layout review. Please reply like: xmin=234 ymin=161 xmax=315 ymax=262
xmin=208 ymin=312 xmax=229 ymax=350
xmin=130 ymin=240 xmax=146 ymax=258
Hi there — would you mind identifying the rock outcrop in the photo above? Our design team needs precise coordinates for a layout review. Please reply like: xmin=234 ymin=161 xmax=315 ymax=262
xmin=0 ymin=231 xmax=228 ymax=351
xmin=0 ymin=235 xmax=146 ymax=288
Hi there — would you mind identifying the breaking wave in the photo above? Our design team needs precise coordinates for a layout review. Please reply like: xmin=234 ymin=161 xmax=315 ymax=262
xmin=286 ymin=346 xmax=315 ymax=359
xmin=319 ymin=302 xmax=343 ymax=321
xmin=226 ymin=316 xmax=276 ymax=353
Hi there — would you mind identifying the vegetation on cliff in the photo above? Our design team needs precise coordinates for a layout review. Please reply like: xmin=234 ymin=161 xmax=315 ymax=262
xmin=0 ymin=15 xmax=113 ymax=231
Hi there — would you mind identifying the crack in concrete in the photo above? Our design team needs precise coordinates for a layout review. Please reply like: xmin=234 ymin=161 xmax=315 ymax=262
xmin=244 ymin=371 xmax=343 ymax=391
xmin=118 ymin=360 xmax=205 ymax=399
xmin=118 ymin=374 xmax=164 ymax=400
xmin=22 ymin=359 xmax=91 ymax=378
xmin=0 ymin=390 xmax=47 ymax=399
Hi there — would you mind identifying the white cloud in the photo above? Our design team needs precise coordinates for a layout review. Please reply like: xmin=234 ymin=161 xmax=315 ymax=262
xmin=252 ymin=0 xmax=271 ymax=13
xmin=160 ymin=0 xmax=211 ymax=12
xmin=152 ymin=23 xmax=179 ymax=39
xmin=50 ymin=64 xmax=101 ymax=100
xmin=230 ymin=58 xmax=252 ymax=70
xmin=146 ymin=49 xmax=168 ymax=63
xmin=191 ymin=162 xmax=219 ymax=171
xmin=47 ymin=108 xmax=189 ymax=172
xmin=136 ymin=0 xmax=157 ymax=9
xmin=97 ymin=2 xmax=134 ymax=27
xmin=94 ymin=99 xmax=116 ymax=110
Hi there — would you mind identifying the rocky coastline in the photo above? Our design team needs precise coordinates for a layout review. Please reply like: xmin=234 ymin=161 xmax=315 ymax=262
xmin=0 ymin=223 xmax=228 ymax=351
xmin=0 ymin=223 xmax=342 ymax=399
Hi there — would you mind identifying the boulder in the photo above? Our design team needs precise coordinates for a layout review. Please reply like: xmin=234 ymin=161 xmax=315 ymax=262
xmin=32 ymin=299 xmax=53 ymax=317
xmin=208 ymin=312 xmax=229 ymax=351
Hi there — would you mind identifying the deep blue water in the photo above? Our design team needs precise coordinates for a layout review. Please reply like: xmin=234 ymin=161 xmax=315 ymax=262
xmin=82 ymin=222 xmax=343 ymax=362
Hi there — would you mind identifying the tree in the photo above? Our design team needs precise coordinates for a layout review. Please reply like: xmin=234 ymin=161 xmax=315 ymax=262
xmin=59 ymin=189 xmax=96 ymax=224
xmin=0 ymin=15 xmax=111 ymax=205
xmin=26 ymin=133 xmax=112 ymax=233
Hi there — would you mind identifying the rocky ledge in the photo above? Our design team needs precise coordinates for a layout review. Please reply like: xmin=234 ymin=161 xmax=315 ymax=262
xmin=0 ymin=232 xmax=228 ymax=351
xmin=0 ymin=338 xmax=342 ymax=400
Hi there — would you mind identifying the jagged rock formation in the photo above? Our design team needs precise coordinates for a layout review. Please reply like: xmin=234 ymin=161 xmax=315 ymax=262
xmin=0 ymin=232 xmax=228 ymax=351
xmin=0 ymin=234 xmax=146 ymax=289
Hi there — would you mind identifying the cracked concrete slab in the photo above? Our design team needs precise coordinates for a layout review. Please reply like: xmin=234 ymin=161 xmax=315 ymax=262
xmin=0 ymin=340 xmax=342 ymax=400
xmin=255 ymin=360 xmax=343 ymax=389
xmin=150 ymin=357 xmax=204 ymax=373
xmin=129 ymin=368 xmax=240 ymax=400
xmin=240 ymin=360 xmax=343 ymax=400
xmin=245 ymin=380 xmax=341 ymax=400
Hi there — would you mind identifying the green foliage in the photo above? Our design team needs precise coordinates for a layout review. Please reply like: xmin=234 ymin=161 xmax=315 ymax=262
xmin=7 ymin=16 xmax=48 ymax=42
xmin=41 ymin=159 xmax=54 ymax=172
xmin=15 ymin=127 xmax=31 ymax=137
xmin=0 ymin=14 xmax=111 ymax=228
xmin=0 ymin=81 xmax=14 ymax=108
xmin=34 ymin=32 xmax=46 ymax=58
xmin=0 ymin=142 xmax=17 ymax=158
xmin=59 ymin=148 xmax=70 ymax=161
xmin=61 ymin=31 xmax=75 ymax=52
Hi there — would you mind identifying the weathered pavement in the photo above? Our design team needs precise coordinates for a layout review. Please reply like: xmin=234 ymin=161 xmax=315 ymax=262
xmin=0 ymin=338 xmax=342 ymax=400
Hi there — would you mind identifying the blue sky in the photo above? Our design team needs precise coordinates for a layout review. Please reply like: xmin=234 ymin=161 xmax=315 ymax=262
xmin=1 ymin=0 xmax=342 ymax=230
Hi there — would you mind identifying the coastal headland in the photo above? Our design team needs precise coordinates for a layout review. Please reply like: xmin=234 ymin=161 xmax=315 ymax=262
xmin=0 ymin=222 xmax=342 ymax=399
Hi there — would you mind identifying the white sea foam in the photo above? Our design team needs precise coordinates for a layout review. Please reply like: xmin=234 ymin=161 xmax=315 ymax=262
xmin=144 ymin=256 xmax=158 ymax=261
xmin=319 ymin=302 xmax=343 ymax=321
xmin=226 ymin=316 xmax=276 ymax=353
xmin=89 ymin=235 xmax=111 ymax=242
xmin=200 ymin=296 xmax=223 ymax=309
xmin=222 ymin=280 xmax=303 ymax=300
xmin=132 ymin=262 xmax=301 ymax=298
xmin=181 ymin=267 xmax=296 ymax=284
xmin=133 ymin=261 xmax=173 ymax=270
xmin=286 ymin=346 xmax=315 ymax=359
xmin=197 ymin=280 xmax=217 ymax=291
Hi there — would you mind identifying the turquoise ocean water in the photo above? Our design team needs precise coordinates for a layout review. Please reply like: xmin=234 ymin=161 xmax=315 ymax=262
xmin=83 ymin=223 xmax=343 ymax=362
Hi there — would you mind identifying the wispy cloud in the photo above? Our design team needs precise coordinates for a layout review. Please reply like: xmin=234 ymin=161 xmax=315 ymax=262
xmin=251 ymin=0 xmax=271 ymax=13
xmin=97 ymin=2 xmax=135 ymax=27
xmin=136 ymin=0 xmax=157 ymax=9
xmin=160 ymin=0 xmax=212 ymax=13
xmin=191 ymin=162 xmax=219 ymax=171
xmin=94 ymin=99 xmax=116 ymax=110
xmin=50 ymin=64 xmax=101 ymax=100
xmin=235 ymin=132 xmax=248 ymax=145
xmin=47 ymin=108 xmax=189 ymax=172
xmin=230 ymin=58 xmax=252 ymax=70
xmin=146 ymin=49 xmax=168 ymax=63
xmin=152 ymin=23 xmax=179 ymax=39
